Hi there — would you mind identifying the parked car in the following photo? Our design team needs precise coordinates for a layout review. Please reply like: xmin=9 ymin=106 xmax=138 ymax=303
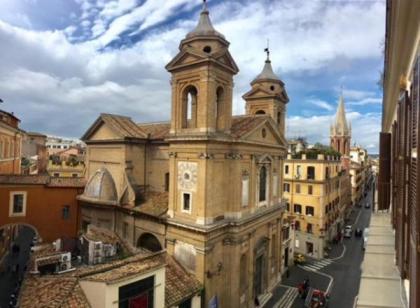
xmin=364 ymin=203 xmax=371 ymax=209
xmin=294 ymin=253 xmax=306 ymax=265
xmin=344 ymin=225 xmax=352 ymax=238
xmin=355 ymin=228 xmax=363 ymax=237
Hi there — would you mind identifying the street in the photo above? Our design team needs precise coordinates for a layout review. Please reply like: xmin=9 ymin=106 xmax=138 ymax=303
xmin=268 ymin=183 xmax=374 ymax=308
xmin=0 ymin=226 xmax=34 ymax=308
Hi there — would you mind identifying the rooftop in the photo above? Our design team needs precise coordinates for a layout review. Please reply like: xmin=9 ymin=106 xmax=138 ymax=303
xmin=19 ymin=249 xmax=202 ymax=308
xmin=0 ymin=175 xmax=85 ymax=188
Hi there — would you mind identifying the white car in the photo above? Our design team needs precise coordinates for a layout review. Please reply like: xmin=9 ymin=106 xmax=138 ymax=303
xmin=344 ymin=225 xmax=352 ymax=238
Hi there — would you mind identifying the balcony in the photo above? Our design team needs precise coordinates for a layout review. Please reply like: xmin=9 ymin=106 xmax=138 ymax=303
xmin=356 ymin=212 xmax=407 ymax=308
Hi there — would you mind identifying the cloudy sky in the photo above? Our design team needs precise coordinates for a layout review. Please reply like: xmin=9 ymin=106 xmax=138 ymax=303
xmin=0 ymin=0 xmax=385 ymax=153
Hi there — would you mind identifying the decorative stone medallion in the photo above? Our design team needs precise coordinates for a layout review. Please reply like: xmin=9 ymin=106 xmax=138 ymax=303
xmin=177 ymin=161 xmax=198 ymax=191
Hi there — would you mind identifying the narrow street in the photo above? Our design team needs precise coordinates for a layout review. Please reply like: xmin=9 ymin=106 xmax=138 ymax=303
xmin=268 ymin=181 xmax=374 ymax=308
xmin=0 ymin=226 xmax=34 ymax=308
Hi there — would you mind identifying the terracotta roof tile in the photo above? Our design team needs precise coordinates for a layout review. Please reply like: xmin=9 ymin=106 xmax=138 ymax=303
xmin=84 ymin=225 xmax=120 ymax=245
xmin=165 ymin=255 xmax=202 ymax=307
xmin=19 ymin=277 xmax=90 ymax=308
xmin=131 ymin=191 xmax=168 ymax=217
xmin=78 ymin=251 xmax=164 ymax=283
xmin=101 ymin=113 xmax=148 ymax=139
xmin=48 ymin=177 xmax=86 ymax=188
xmin=61 ymin=283 xmax=91 ymax=308
xmin=0 ymin=175 xmax=50 ymax=185
xmin=0 ymin=175 xmax=85 ymax=187
xmin=230 ymin=115 xmax=268 ymax=138
xmin=137 ymin=122 xmax=171 ymax=140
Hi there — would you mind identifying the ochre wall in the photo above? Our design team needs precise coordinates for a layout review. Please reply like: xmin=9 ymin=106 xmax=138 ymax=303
xmin=0 ymin=185 xmax=83 ymax=242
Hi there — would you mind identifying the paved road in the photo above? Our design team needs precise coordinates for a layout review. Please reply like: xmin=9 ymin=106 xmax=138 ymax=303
xmin=323 ymin=188 xmax=373 ymax=308
xmin=0 ymin=226 xmax=34 ymax=308
xmin=268 ymin=182 xmax=374 ymax=308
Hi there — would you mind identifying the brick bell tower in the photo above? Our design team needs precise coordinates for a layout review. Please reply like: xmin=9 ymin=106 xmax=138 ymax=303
xmin=242 ymin=47 xmax=289 ymax=136
xmin=330 ymin=93 xmax=351 ymax=169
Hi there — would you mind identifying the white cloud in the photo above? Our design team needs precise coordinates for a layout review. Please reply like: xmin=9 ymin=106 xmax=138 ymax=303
xmin=308 ymin=99 xmax=334 ymax=111
xmin=0 ymin=0 xmax=384 ymax=151
xmin=347 ymin=97 xmax=382 ymax=106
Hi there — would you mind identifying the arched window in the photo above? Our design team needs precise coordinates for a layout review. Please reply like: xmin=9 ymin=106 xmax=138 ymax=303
xmin=182 ymin=86 xmax=198 ymax=128
xmin=216 ymin=86 xmax=224 ymax=129
xmin=137 ymin=233 xmax=162 ymax=252
xmin=255 ymin=110 xmax=266 ymax=115
xmin=259 ymin=166 xmax=267 ymax=202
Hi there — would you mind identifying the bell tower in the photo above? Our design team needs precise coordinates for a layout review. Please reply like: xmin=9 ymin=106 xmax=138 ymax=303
xmin=243 ymin=47 xmax=289 ymax=135
xmin=165 ymin=1 xmax=239 ymax=136
xmin=330 ymin=93 xmax=351 ymax=157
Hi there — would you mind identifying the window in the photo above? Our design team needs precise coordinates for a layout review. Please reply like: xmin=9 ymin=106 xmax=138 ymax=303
xmin=307 ymin=223 xmax=313 ymax=234
xmin=308 ymin=185 xmax=313 ymax=195
xmin=285 ymin=165 xmax=289 ymax=174
xmin=297 ymin=165 xmax=302 ymax=177
xmin=294 ymin=221 xmax=300 ymax=231
xmin=62 ymin=205 xmax=70 ymax=220
xmin=9 ymin=192 xmax=26 ymax=217
xmin=282 ymin=226 xmax=290 ymax=240
xmin=72 ymin=173 xmax=78 ymax=177
xmin=296 ymin=184 xmax=301 ymax=194
xmin=259 ymin=166 xmax=267 ymax=202
xmin=182 ymin=193 xmax=191 ymax=213
xmin=286 ymin=202 xmax=290 ymax=212
xmin=216 ymin=87 xmax=224 ymax=130
xmin=307 ymin=166 xmax=315 ymax=180
xmin=164 ymin=172 xmax=170 ymax=192
xmin=283 ymin=183 xmax=290 ymax=192
xmin=305 ymin=206 xmax=314 ymax=216
xmin=54 ymin=173 xmax=60 ymax=177
xmin=119 ymin=276 xmax=154 ymax=308
xmin=325 ymin=167 xmax=330 ymax=179
xmin=179 ymin=298 xmax=192 ymax=308
xmin=183 ymin=86 xmax=198 ymax=129
xmin=242 ymin=174 xmax=249 ymax=207
xmin=294 ymin=204 xmax=302 ymax=214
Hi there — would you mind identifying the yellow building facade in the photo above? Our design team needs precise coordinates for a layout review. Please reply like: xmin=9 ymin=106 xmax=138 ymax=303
xmin=283 ymin=153 xmax=345 ymax=259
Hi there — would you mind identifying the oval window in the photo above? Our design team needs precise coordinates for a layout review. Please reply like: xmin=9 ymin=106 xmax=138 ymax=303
xmin=270 ymin=85 xmax=275 ymax=91
xmin=203 ymin=46 xmax=212 ymax=53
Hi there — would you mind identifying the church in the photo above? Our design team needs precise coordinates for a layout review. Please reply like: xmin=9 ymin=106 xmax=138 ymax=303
xmin=78 ymin=3 xmax=290 ymax=307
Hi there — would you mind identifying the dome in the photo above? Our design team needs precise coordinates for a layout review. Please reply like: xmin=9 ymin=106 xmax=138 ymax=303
xmin=82 ymin=167 xmax=118 ymax=204
xmin=185 ymin=6 xmax=225 ymax=40
xmin=252 ymin=60 xmax=280 ymax=84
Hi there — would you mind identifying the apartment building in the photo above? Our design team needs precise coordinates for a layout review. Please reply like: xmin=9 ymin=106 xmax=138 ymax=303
xmin=357 ymin=0 xmax=420 ymax=307
xmin=349 ymin=146 xmax=370 ymax=205
xmin=0 ymin=109 xmax=23 ymax=174
xmin=283 ymin=152 xmax=345 ymax=259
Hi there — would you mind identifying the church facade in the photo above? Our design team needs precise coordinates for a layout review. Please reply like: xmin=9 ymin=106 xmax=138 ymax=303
xmin=78 ymin=4 xmax=289 ymax=307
